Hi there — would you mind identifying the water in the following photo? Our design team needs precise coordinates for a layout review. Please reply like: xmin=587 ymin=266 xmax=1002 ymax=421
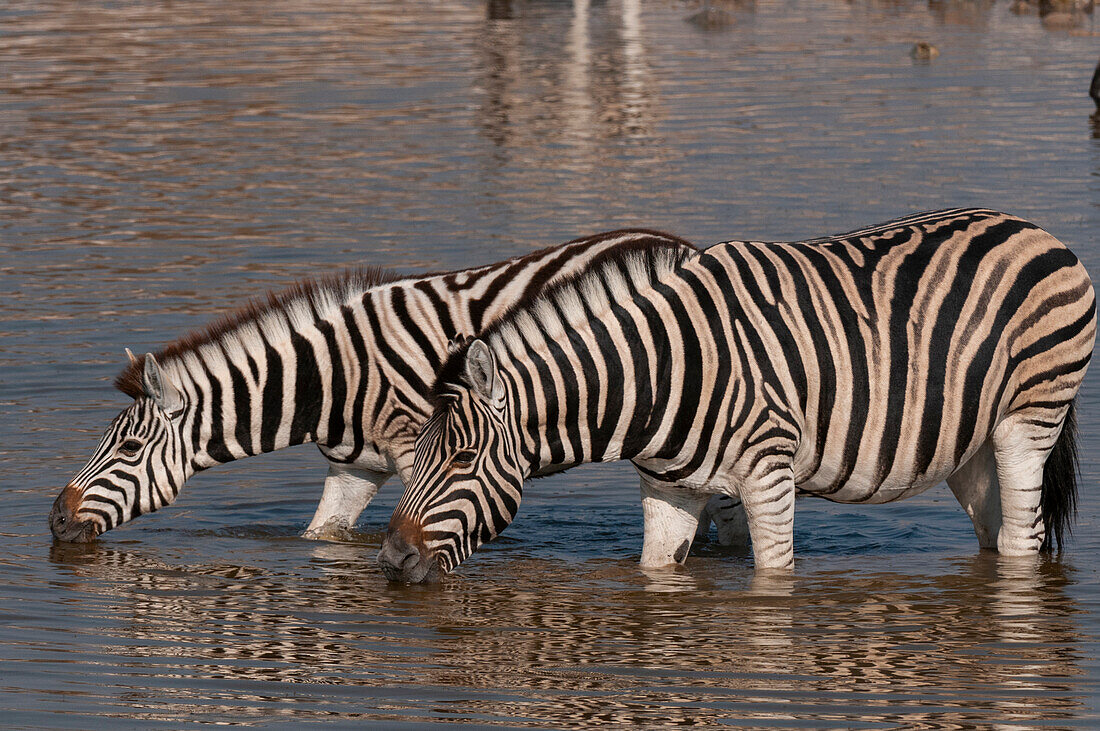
xmin=3 ymin=0 xmax=1099 ymax=726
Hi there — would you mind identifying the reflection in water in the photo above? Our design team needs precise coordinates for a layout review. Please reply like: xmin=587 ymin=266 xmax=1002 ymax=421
xmin=6 ymin=0 xmax=1100 ymax=726
xmin=927 ymin=0 xmax=997 ymax=27
xmin=638 ymin=564 xmax=701 ymax=593
xmin=474 ymin=0 xmax=661 ymax=185
xmin=487 ymin=0 xmax=514 ymax=21
xmin=42 ymin=544 xmax=1085 ymax=726
xmin=563 ymin=0 xmax=595 ymax=171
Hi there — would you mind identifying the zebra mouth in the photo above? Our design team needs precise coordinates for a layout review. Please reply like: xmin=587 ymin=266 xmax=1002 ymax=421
xmin=381 ymin=550 xmax=442 ymax=584
xmin=49 ymin=517 xmax=100 ymax=543
xmin=50 ymin=487 xmax=101 ymax=543
xmin=49 ymin=494 xmax=100 ymax=543
xmin=400 ymin=557 xmax=443 ymax=584
xmin=378 ymin=535 xmax=443 ymax=584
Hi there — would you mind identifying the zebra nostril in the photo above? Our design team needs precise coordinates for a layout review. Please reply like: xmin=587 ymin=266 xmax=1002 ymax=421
xmin=397 ymin=545 xmax=419 ymax=570
xmin=379 ymin=531 xmax=426 ymax=581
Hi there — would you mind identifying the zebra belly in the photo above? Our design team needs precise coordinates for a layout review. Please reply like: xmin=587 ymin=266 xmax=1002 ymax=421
xmin=794 ymin=455 xmax=963 ymax=504
xmin=800 ymin=478 xmax=942 ymax=504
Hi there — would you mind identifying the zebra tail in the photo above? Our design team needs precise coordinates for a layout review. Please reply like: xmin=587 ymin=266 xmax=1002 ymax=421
xmin=1041 ymin=399 xmax=1079 ymax=553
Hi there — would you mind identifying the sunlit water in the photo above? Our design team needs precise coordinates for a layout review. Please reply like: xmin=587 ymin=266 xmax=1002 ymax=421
xmin=3 ymin=0 xmax=1100 ymax=726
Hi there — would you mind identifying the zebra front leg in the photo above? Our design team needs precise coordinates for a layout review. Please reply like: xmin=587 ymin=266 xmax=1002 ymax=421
xmin=947 ymin=441 xmax=1001 ymax=550
xmin=638 ymin=477 xmax=709 ymax=567
xmin=739 ymin=467 xmax=796 ymax=570
xmin=303 ymin=463 xmax=390 ymax=540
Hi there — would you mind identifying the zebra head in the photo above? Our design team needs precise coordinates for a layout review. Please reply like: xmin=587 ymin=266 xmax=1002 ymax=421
xmin=50 ymin=353 xmax=191 ymax=542
xmin=379 ymin=339 xmax=524 ymax=582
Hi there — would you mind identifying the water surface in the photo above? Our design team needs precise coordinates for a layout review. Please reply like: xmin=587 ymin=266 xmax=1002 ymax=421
xmin=3 ymin=0 xmax=1100 ymax=726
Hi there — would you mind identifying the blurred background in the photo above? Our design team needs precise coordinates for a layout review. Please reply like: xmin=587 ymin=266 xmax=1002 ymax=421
xmin=2 ymin=0 xmax=1099 ymax=726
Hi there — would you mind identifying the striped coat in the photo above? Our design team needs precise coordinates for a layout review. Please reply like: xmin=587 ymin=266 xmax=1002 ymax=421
xmin=49 ymin=230 xmax=700 ymax=542
xmin=381 ymin=209 xmax=1095 ymax=580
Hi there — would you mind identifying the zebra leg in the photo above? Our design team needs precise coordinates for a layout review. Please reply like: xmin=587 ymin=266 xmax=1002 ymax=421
xmin=694 ymin=500 xmax=712 ymax=543
xmin=638 ymin=478 xmax=709 ymax=567
xmin=990 ymin=412 xmax=1061 ymax=556
xmin=707 ymin=494 xmax=750 ymax=547
xmin=739 ymin=467 xmax=796 ymax=570
xmin=946 ymin=441 xmax=1001 ymax=550
xmin=303 ymin=463 xmax=390 ymax=539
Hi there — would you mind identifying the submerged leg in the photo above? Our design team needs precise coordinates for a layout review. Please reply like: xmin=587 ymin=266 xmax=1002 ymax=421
xmin=303 ymin=463 xmax=390 ymax=539
xmin=947 ymin=440 xmax=1001 ymax=550
xmin=638 ymin=477 xmax=709 ymax=568
xmin=739 ymin=467 xmax=796 ymax=570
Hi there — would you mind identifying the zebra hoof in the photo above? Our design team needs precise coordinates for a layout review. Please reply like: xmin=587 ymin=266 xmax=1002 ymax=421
xmin=301 ymin=518 xmax=355 ymax=542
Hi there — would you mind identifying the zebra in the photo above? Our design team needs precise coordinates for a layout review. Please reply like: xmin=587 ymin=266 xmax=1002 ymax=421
xmin=379 ymin=208 xmax=1095 ymax=582
xmin=50 ymin=229 xmax=739 ymax=543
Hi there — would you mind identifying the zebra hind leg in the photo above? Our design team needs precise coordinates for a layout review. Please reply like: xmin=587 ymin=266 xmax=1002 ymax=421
xmin=704 ymin=494 xmax=751 ymax=547
xmin=990 ymin=405 xmax=1074 ymax=556
xmin=739 ymin=467 xmax=797 ymax=570
xmin=638 ymin=477 xmax=710 ymax=567
xmin=946 ymin=441 xmax=1001 ymax=550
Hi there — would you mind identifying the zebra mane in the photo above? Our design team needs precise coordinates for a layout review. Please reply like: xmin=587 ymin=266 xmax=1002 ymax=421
xmin=115 ymin=267 xmax=400 ymax=399
xmin=430 ymin=237 xmax=693 ymax=403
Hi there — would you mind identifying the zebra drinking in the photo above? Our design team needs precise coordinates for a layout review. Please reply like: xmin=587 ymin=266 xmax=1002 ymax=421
xmin=49 ymin=230 xmax=717 ymax=542
xmin=380 ymin=209 xmax=1095 ymax=581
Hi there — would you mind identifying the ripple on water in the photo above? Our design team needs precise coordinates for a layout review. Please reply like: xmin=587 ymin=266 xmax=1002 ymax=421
xmin=3 ymin=0 xmax=1100 ymax=726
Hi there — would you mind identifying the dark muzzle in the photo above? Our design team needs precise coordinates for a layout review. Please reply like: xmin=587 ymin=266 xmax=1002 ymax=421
xmin=378 ymin=525 xmax=440 ymax=583
xmin=49 ymin=487 xmax=98 ymax=543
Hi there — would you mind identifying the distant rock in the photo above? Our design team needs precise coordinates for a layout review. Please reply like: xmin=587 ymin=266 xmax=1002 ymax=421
xmin=685 ymin=6 xmax=735 ymax=30
xmin=1040 ymin=10 xmax=1082 ymax=27
xmin=911 ymin=42 xmax=940 ymax=61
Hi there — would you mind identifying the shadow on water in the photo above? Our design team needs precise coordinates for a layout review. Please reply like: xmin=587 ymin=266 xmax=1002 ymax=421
xmin=40 ymin=541 xmax=1087 ymax=726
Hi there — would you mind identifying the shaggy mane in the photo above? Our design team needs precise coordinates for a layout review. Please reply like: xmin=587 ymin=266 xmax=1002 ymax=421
xmin=430 ymin=234 xmax=693 ymax=404
xmin=115 ymin=267 xmax=399 ymax=399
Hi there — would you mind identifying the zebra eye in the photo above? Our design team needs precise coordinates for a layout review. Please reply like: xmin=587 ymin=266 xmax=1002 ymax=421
xmin=452 ymin=450 xmax=478 ymax=466
xmin=119 ymin=439 xmax=143 ymax=456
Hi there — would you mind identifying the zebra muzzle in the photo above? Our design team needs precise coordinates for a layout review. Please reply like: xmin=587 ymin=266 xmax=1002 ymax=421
xmin=48 ymin=486 xmax=98 ymax=543
xmin=378 ymin=522 xmax=440 ymax=583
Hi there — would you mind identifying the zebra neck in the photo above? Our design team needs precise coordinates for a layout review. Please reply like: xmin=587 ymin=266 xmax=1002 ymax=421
xmin=500 ymin=326 xmax=664 ymax=478
xmin=168 ymin=315 xmax=346 ymax=471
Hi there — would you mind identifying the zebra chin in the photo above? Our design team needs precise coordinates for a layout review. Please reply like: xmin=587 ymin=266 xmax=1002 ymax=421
xmin=50 ymin=519 xmax=100 ymax=543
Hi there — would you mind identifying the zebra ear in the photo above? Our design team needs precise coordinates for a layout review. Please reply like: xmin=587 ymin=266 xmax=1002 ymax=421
xmin=465 ymin=339 xmax=503 ymax=402
xmin=125 ymin=347 xmax=138 ymax=366
xmin=143 ymin=353 xmax=184 ymax=417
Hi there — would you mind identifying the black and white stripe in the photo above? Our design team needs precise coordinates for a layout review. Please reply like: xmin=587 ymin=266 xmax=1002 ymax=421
xmin=381 ymin=208 xmax=1095 ymax=580
xmin=51 ymin=230 xmax=711 ymax=542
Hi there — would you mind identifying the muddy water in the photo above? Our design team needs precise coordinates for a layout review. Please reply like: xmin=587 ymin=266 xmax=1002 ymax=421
xmin=3 ymin=0 xmax=1100 ymax=726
